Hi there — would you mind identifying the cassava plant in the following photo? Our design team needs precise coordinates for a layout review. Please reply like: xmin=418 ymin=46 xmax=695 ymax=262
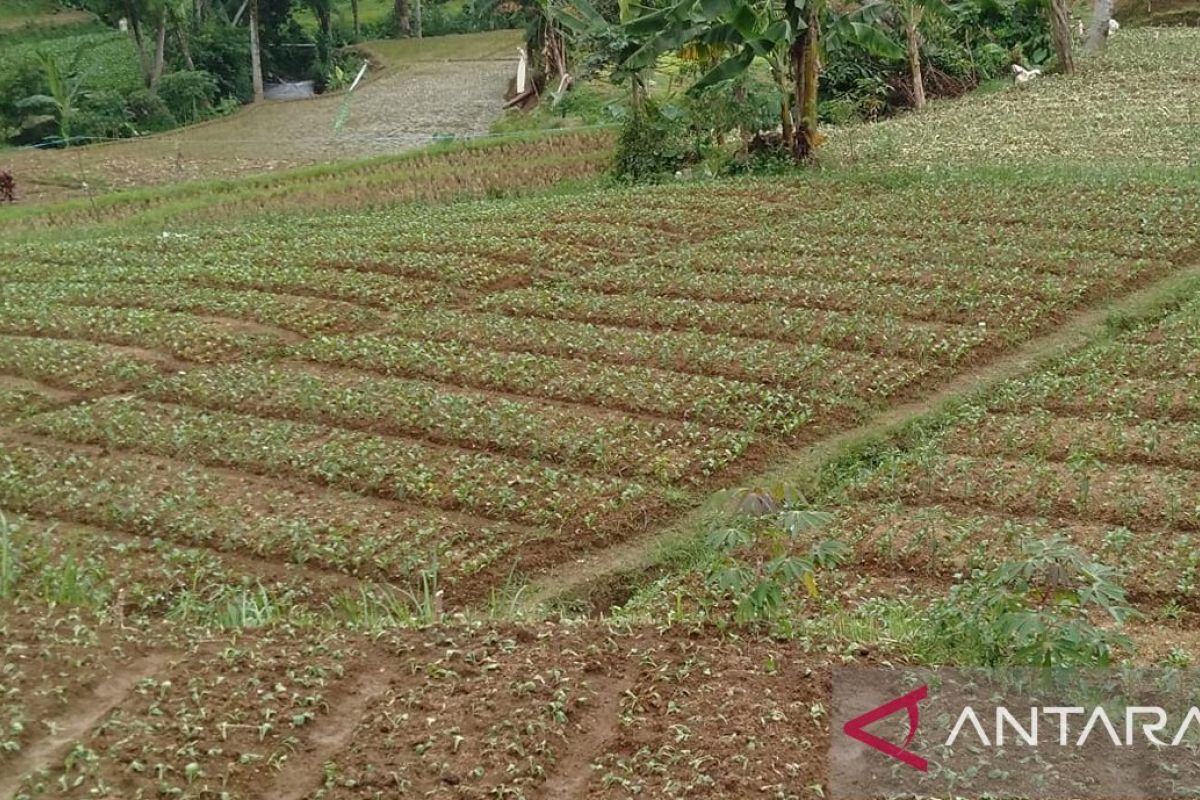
xmin=704 ymin=486 xmax=847 ymax=622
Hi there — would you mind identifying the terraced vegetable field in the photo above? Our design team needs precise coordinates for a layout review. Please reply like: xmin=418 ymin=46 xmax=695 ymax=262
xmin=3 ymin=24 xmax=1200 ymax=800
xmin=817 ymin=285 xmax=1200 ymax=613
xmin=1 ymin=172 xmax=1197 ymax=607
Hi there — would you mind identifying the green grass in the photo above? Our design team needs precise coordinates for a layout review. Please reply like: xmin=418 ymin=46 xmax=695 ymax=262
xmin=0 ymin=29 xmax=142 ymax=95
xmin=0 ymin=0 xmax=61 ymax=22
xmin=293 ymin=0 xmax=395 ymax=33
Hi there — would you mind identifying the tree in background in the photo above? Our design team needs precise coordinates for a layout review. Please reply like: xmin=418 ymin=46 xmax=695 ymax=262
xmin=16 ymin=50 xmax=89 ymax=145
xmin=888 ymin=0 xmax=950 ymax=110
xmin=559 ymin=0 xmax=899 ymax=159
xmin=1086 ymin=0 xmax=1111 ymax=50
xmin=1048 ymin=0 xmax=1073 ymax=72
xmin=82 ymin=0 xmax=169 ymax=86
xmin=395 ymin=0 xmax=411 ymax=35
xmin=249 ymin=0 xmax=263 ymax=100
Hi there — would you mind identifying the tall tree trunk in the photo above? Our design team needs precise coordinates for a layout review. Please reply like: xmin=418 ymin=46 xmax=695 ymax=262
xmin=790 ymin=10 xmax=820 ymax=160
xmin=351 ymin=0 xmax=360 ymax=36
xmin=177 ymin=20 xmax=195 ymax=71
xmin=316 ymin=2 xmax=332 ymax=40
xmin=1049 ymin=0 xmax=1075 ymax=73
xmin=177 ymin=30 xmax=194 ymax=70
xmin=771 ymin=63 xmax=795 ymax=150
xmin=249 ymin=0 xmax=264 ymax=102
xmin=1087 ymin=0 xmax=1111 ymax=49
xmin=126 ymin=0 xmax=153 ymax=86
xmin=414 ymin=0 xmax=422 ymax=37
xmin=906 ymin=11 xmax=926 ymax=110
xmin=395 ymin=0 xmax=411 ymax=36
xmin=151 ymin=4 xmax=168 ymax=87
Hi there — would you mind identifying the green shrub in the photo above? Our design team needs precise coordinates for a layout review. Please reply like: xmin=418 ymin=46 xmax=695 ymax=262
xmin=611 ymin=102 xmax=690 ymax=183
xmin=421 ymin=2 xmax=471 ymax=36
xmin=0 ymin=56 xmax=46 ymax=140
xmin=927 ymin=536 xmax=1138 ymax=667
xmin=72 ymin=88 xmax=133 ymax=142
xmin=124 ymin=88 xmax=176 ymax=132
xmin=190 ymin=24 xmax=252 ymax=103
xmin=156 ymin=69 xmax=218 ymax=123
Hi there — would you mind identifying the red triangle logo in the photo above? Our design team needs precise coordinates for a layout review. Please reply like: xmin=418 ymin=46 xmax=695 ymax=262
xmin=842 ymin=684 xmax=929 ymax=772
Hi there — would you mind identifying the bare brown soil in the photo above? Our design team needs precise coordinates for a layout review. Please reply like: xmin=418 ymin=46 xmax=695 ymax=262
xmin=0 ymin=611 xmax=833 ymax=800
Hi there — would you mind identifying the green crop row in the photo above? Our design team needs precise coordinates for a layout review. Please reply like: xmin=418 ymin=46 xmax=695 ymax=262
xmin=21 ymin=399 xmax=663 ymax=533
xmin=0 ymin=334 xmax=163 ymax=392
xmin=294 ymin=334 xmax=816 ymax=435
xmin=478 ymin=286 xmax=988 ymax=363
xmin=1 ymin=281 xmax=381 ymax=336
xmin=147 ymin=363 xmax=753 ymax=483
xmin=0 ymin=300 xmax=285 ymax=363
xmin=0 ymin=441 xmax=533 ymax=581
xmin=385 ymin=308 xmax=929 ymax=400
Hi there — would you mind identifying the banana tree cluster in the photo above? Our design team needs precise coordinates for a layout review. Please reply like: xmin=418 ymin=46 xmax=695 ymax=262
xmin=557 ymin=0 xmax=902 ymax=159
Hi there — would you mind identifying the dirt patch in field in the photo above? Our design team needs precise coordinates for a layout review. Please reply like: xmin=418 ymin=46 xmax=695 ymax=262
xmin=0 ymin=608 xmax=832 ymax=799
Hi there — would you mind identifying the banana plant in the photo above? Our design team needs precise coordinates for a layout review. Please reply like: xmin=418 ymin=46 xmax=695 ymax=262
xmin=16 ymin=50 xmax=91 ymax=146
xmin=557 ymin=0 xmax=901 ymax=159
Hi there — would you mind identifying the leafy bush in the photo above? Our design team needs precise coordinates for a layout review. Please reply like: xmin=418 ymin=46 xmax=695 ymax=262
xmin=72 ymin=88 xmax=133 ymax=142
xmin=124 ymin=88 xmax=176 ymax=133
xmin=705 ymin=505 xmax=847 ymax=623
xmin=190 ymin=25 xmax=252 ymax=103
xmin=928 ymin=536 xmax=1138 ymax=667
xmin=0 ymin=171 xmax=15 ymax=203
xmin=685 ymin=78 xmax=782 ymax=142
xmin=156 ymin=70 xmax=218 ymax=123
xmin=0 ymin=56 xmax=46 ymax=138
xmin=610 ymin=102 xmax=690 ymax=183
xmin=421 ymin=2 xmax=472 ymax=36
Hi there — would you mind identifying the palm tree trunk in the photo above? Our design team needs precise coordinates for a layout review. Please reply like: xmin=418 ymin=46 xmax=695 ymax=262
xmin=351 ymin=0 xmax=360 ymax=36
xmin=1049 ymin=0 xmax=1075 ymax=73
xmin=906 ymin=15 xmax=925 ymax=110
xmin=249 ymin=0 xmax=264 ymax=102
xmin=1087 ymin=0 xmax=1111 ymax=50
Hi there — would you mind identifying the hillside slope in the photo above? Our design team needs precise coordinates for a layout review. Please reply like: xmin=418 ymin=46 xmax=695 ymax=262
xmin=1 ymin=26 xmax=1199 ymax=800
xmin=0 ymin=30 xmax=521 ymax=204
xmin=824 ymin=28 xmax=1200 ymax=171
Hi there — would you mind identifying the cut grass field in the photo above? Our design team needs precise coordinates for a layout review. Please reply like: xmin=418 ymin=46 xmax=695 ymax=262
xmin=2 ymin=24 xmax=1200 ymax=800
